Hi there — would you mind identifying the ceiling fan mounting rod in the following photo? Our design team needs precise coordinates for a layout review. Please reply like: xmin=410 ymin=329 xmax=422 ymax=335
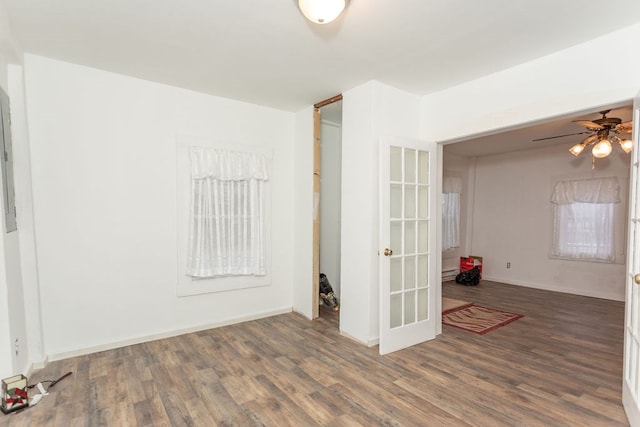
xmin=593 ymin=110 xmax=622 ymax=127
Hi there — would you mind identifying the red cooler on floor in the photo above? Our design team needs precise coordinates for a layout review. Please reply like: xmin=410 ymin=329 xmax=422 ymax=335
xmin=460 ymin=256 xmax=483 ymax=279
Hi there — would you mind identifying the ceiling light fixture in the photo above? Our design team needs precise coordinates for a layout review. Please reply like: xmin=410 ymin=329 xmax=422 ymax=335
xmin=591 ymin=136 xmax=613 ymax=159
xmin=569 ymin=134 xmax=597 ymax=157
xmin=298 ymin=0 xmax=347 ymax=24
xmin=536 ymin=110 xmax=633 ymax=169
xmin=619 ymin=138 xmax=633 ymax=154
xmin=568 ymin=143 xmax=585 ymax=156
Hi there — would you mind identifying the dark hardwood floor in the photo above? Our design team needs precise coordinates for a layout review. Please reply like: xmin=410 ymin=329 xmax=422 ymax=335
xmin=3 ymin=280 xmax=628 ymax=426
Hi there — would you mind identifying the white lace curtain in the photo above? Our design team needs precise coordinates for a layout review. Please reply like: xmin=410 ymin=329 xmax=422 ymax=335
xmin=551 ymin=177 xmax=620 ymax=204
xmin=186 ymin=147 xmax=269 ymax=277
xmin=442 ymin=176 xmax=462 ymax=251
xmin=551 ymin=177 xmax=620 ymax=261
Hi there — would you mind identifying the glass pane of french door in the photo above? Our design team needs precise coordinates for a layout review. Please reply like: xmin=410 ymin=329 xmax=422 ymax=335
xmin=388 ymin=146 xmax=430 ymax=328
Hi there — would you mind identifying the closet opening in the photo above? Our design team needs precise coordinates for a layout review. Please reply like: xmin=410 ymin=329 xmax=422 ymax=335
xmin=313 ymin=95 xmax=343 ymax=327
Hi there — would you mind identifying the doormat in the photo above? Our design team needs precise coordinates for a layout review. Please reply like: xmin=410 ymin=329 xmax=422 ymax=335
xmin=442 ymin=304 xmax=523 ymax=335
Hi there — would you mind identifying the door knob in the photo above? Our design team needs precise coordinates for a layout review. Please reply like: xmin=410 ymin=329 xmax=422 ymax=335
xmin=635 ymin=274 xmax=640 ymax=285
xmin=384 ymin=248 xmax=393 ymax=256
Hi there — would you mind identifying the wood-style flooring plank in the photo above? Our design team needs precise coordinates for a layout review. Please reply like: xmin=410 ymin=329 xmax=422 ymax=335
xmin=2 ymin=280 xmax=629 ymax=426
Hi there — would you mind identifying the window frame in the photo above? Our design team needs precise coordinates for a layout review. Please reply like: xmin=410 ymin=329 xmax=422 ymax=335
xmin=549 ymin=175 xmax=626 ymax=264
xmin=176 ymin=137 xmax=272 ymax=297
xmin=441 ymin=192 xmax=460 ymax=251
xmin=552 ymin=201 xmax=616 ymax=262
xmin=442 ymin=175 xmax=462 ymax=252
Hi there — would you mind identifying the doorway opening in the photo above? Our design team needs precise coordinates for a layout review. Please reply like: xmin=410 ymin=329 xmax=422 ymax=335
xmin=439 ymin=102 xmax=632 ymax=333
xmin=313 ymin=95 xmax=343 ymax=327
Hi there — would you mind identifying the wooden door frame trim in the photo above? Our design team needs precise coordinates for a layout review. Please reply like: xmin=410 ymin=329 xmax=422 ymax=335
xmin=314 ymin=94 xmax=343 ymax=109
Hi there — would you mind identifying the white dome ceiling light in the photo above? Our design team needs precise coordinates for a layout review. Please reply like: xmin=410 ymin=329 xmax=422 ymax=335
xmin=298 ymin=0 xmax=348 ymax=24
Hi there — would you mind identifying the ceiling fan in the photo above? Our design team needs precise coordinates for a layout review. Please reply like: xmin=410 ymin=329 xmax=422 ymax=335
xmin=533 ymin=109 xmax=633 ymax=163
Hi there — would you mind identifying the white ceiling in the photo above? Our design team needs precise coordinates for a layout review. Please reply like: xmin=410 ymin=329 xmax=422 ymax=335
xmin=3 ymin=0 xmax=640 ymax=112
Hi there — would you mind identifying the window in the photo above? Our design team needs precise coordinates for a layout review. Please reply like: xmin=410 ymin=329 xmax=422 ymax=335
xmin=442 ymin=176 xmax=462 ymax=251
xmin=551 ymin=177 xmax=620 ymax=262
xmin=186 ymin=147 xmax=268 ymax=278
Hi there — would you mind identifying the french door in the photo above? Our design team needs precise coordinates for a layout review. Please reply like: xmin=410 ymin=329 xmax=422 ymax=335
xmin=379 ymin=136 xmax=439 ymax=355
xmin=624 ymin=92 xmax=640 ymax=426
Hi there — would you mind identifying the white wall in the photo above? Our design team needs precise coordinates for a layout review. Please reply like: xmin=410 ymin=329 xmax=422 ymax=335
xmin=422 ymin=23 xmax=640 ymax=143
xmin=320 ymin=119 xmax=342 ymax=297
xmin=292 ymin=106 xmax=314 ymax=319
xmin=0 ymin=1 xmax=39 ymax=379
xmin=469 ymin=144 xmax=628 ymax=300
xmin=23 ymin=54 xmax=296 ymax=358
xmin=340 ymin=81 xmax=421 ymax=345
xmin=8 ymin=64 xmax=44 ymax=373
xmin=0 ymin=50 xmax=14 ymax=380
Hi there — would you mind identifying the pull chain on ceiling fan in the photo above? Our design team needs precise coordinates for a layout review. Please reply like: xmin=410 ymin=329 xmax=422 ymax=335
xmin=533 ymin=110 xmax=633 ymax=168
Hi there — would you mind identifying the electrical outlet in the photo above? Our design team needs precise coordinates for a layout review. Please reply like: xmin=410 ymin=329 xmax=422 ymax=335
xmin=14 ymin=338 xmax=19 ymax=356
xmin=506 ymin=262 xmax=511 ymax=269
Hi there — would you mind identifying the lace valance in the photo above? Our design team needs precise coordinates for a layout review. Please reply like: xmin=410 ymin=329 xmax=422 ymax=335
xmin=551 ymin=177 xmax=620 ymax=204
xmin=190 ymin=146 xmax=269 ymax=181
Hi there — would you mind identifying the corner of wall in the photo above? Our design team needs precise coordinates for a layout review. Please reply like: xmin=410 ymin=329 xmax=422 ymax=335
xmin=8 ymin=63 xmax=45 ymax=372
xmin=292 ymin=106 xmax=314 ymax=319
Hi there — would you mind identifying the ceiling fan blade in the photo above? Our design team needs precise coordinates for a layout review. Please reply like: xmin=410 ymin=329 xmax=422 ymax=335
xmin=573 ymin=120 xmax=604 ymax=130
xmin=532 ymin=131 xmax=592 ymax=142
xmin=615 ymin=121 xmax=633 ymax=134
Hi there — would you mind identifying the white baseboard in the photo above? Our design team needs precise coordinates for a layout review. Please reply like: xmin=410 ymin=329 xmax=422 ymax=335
xmin=442 ymin=268 xmax=459 ymax=282
xmin=25 ymin=357 xmax=49 ymax=377
xmin=49 ymin=307 xmax=293 ymax=362
xmin=339 ymin=330 xmax=379 ymax=348
xmin=481 ymin=276 xmax=624 ymax=302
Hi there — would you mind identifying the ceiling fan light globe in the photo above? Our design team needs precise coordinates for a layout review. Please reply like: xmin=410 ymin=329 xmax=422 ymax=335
xmin=619 ymin=138 xmax=633 ymax=154
xmin=592 ymin=139 xmax=613 ymax=158
xmin=298 ymin=0 xmax=346 ymax=24
xmin=569 ymin=143 xmax=585 ymax=156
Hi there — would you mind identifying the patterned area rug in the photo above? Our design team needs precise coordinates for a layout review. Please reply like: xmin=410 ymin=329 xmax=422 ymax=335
xmin=442 ymin=304 xmax=523 ymax=335
xmin=442 ymin=297 xmax=472 ymax=313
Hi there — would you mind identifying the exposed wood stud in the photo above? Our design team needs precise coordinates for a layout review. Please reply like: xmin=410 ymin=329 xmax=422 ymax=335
xmin=314 ymin=94 xmax=343 ymax=110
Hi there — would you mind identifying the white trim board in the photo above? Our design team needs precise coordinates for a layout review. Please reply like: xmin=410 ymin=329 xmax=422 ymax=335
xmin=48 ymin=307 xmax=292 ymax=362
xmin=481 ymin=276 xmax=624 ymax=302
xmin=339 ymin=330 xmax=380 ymax=348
